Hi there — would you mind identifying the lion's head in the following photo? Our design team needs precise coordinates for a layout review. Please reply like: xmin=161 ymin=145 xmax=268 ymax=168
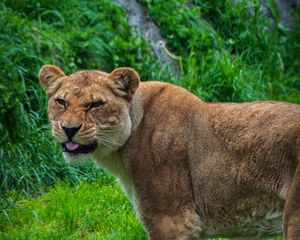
xmin=39 ymin=65 xmax=140 ymax=163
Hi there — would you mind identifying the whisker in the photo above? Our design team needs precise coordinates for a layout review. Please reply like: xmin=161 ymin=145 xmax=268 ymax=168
xmin=92 ymin=136 xmax=115 ymax=149
xmin=94 ymin=134 xmax=123 ymax=147
xmin=98 ymin=136 xmax=123 ymax=146
xmin=100 ymin=138 xmax=122 ymax=145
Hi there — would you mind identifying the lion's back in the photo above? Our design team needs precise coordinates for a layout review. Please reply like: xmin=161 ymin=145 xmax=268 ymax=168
xmin=210 ymin=101 xmax=300 ymax=154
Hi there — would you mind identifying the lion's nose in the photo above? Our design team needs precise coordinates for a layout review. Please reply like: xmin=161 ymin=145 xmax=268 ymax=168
xmin=61 ymin=124 xmax=82 ymax=140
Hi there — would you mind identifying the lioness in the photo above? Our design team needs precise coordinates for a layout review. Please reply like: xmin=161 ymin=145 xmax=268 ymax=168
xmin=39 ymin=65 xmax=300 ymax=239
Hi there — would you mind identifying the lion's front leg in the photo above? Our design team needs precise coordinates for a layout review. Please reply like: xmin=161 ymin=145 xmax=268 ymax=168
xmin=131 ymin=155 xmax=203 ymax=239
xmin=130 ymin=126 xmax=204 ymax=239
xmin=132 ymin=169 xmax=203 ymax=240
xmin=284 ymin=163 xmax=300 ymax=239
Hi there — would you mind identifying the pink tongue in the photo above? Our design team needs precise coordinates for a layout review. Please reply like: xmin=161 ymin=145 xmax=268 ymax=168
xmin=65 ymin=142 xmax=80 ymax=151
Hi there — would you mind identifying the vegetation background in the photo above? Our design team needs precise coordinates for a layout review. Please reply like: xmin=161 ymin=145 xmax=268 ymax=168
xmin=0 ymin=0 xmax=299 ymax=239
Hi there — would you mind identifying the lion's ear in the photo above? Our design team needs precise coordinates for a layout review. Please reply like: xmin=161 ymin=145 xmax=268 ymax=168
xmin=38 ymin=64 xmax=66 ymax=96
xmin=108 ymin=67 xmax=140 ymax=101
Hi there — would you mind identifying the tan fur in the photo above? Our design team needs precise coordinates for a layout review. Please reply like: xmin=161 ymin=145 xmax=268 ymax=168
xmin=39 ymin=65 xmax=300 ymax=239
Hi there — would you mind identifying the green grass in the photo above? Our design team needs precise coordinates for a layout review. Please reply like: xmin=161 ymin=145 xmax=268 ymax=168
xmin=0 ymin=179 xmax=146 ymax=240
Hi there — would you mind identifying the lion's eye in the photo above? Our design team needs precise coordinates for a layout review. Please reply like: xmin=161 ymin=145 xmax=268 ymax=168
xmin=88 ymin=101 xmax=103 ymax=110
xmin=56 ymin=98 xmax=66 ymax=107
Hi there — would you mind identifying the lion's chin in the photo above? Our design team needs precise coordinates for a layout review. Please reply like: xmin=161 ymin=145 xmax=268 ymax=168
xmin=63 ymin=152 xmax=92 ymax=165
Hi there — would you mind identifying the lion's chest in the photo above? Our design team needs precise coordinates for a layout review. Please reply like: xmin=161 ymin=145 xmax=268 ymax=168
xmin=117 ymin=177 xmax=138 ymax=212
xmin=93 ymin=149 xmax=140 ymax=218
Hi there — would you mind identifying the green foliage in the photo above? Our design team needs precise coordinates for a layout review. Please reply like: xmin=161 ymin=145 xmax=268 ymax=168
xmin=138 ymin=0 xmax=300 ymax=102
xmin=0 ymin=180 xmax=146 ymax=240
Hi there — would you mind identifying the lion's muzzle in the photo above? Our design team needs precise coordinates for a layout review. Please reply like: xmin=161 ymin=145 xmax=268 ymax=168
xmin=62 ymin=124 xmax=82 ymax=140
xmin=60 ymin=124 xmax=98 ymax=154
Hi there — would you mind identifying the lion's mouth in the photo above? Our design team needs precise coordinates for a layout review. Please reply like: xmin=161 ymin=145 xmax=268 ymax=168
xmin=62 ymin=141 xmax=97 ymax=154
